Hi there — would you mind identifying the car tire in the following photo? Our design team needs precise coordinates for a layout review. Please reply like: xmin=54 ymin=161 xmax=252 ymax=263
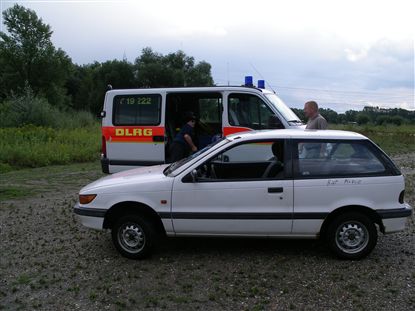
xmin=111 ymin=214 xmax=156 ymax=259
xmin=326 ymin=212 xmax=377 ymax=260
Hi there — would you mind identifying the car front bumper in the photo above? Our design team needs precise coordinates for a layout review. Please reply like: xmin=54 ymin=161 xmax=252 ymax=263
xmin=73 ymin=203 xmax=106 ymax=230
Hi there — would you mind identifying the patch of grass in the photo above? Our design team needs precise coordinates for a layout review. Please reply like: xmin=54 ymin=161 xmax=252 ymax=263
xmin=0 ymin=187 xmax=33 ymax=201
xmin=171 ymin=296 xmax=189 ymax=304
xmin=0 ymin=161 xmax=102 ymax=202
xmin=0 ymin=124 xmax=100 ymax=172
xmin=89 ymin=291 xmax=97 ymax=301
xmin=16 ymin=274 xmax=31 ymax=285
xmin=143 ymin=296 xmax=159 ymax=307
xmin=330 ymin=124 xmax=415 ymax=155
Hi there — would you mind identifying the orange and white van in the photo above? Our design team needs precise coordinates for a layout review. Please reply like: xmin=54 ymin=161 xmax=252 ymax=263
xmin=100 ymin=83 xmax=304 ymax=173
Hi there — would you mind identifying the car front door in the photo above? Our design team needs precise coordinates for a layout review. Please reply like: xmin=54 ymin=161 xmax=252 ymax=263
xmin=171 ymin=139 xmax=293 ymax=236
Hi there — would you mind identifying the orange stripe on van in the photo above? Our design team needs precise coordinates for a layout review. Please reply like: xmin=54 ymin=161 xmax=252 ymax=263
xmin=102 ymin=126 xmax=164 ymax=143
xmin=223 ymin=126 xmax=252 ymax=136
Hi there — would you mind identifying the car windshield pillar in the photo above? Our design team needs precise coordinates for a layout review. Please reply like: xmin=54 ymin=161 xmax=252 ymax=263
xmin=165 ymin=138 xmax=229 ymax=176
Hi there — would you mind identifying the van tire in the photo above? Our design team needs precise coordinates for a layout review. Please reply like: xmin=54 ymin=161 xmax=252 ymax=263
xmin=326 ymin=212 xmax=377 ymax=260
xmin=111 ymin=215 xmax=156 ymax=259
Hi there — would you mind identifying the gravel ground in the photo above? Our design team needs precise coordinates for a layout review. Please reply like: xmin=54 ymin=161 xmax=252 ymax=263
xmin=0 ymin=154 xmax=414 ymax=311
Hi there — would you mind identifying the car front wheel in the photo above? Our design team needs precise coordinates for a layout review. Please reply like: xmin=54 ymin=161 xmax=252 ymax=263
xmin=327 ymin=212 xmax=378 ymax=260
xmin=111 ymin=215 xmax=155 ymax=259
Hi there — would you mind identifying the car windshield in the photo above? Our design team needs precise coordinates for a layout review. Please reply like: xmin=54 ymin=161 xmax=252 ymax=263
xmin=164 ymin=138 xmax=229 ymax=176
xmin=265 ymin=94 xmax=302 ymax=124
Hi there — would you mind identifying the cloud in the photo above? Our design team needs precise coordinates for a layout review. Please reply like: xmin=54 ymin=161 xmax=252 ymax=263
xmin=369 ymin=38 xmax=414 ymax=62
xmin=162 ymin=26 xmax=227 ymax=38
xmin=345 ymin=47 xmax=368 ymax=62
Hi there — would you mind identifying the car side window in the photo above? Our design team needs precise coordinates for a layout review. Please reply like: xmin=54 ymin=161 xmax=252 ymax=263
xmin=296 ymin=140 xmax=387 ymax=178
xmin=195 ymin=140 xmax=286 ymax=181
xmin=228 ymin=93 xmax=283 ymax=129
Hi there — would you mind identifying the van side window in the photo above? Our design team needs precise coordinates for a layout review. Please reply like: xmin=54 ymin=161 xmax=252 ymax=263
xmin=228 ymin=93 xmax=282 ymax=129
xmin=295 ymin=140 xmax=387 ymax=178
xmin=113 ymin=94 xmax=161 ymax=125
xmin=199 ymin=98 xmax=222 ymax=123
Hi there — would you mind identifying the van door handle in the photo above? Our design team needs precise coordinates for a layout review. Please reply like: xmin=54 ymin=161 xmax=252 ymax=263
xmin=153 ymin=136 xmax=164 ymax=142
xmin=268 ymin=187 xmax=283 ymax=193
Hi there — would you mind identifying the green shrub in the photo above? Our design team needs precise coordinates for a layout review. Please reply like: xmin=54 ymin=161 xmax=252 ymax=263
xmin=0 ymin=125 xmax=101 ymax=172
xmin=0 ymin=89 xmax=97 ymax=129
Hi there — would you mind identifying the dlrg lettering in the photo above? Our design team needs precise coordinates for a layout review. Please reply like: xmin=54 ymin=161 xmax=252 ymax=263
xmin=115 ymin=128 xmax=153 ymax=137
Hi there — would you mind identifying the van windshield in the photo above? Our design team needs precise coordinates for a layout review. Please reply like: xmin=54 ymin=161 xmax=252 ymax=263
xmin=164 ymin=138 xmax=229 ymax=176
xmin=265 ymin=94 xmax=302 ymax=124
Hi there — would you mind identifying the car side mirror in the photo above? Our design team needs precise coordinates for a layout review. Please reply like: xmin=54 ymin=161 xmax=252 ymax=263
xmin=190 ymin=169 xmax=198 ymax=182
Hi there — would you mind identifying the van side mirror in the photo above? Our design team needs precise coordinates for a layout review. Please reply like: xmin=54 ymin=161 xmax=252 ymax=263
xmin=190 ymin=169 xmax=198 ymax=182
xmin=97 ymin=111 xmax=106 ymax=119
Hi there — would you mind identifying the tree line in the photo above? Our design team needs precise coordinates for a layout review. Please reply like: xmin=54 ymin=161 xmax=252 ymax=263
xmin=0 ymin=4 xmax=213 ymax=127
xmin=1 ymin=4 xmax=413 ymax=128
xmin=292 ymin=106 xmax=414 ymax=126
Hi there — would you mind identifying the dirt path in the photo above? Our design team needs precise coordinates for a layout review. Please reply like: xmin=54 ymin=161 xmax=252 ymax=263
xmin=0 ymin=155 xmax=414 ymax=311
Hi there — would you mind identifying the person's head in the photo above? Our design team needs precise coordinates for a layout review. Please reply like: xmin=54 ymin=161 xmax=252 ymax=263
xmin=272 ymin=141 xmax=284 ymax=161
xmin=184 ymin=111 xmax=196 ymax=127
xmin=304 ymin=101 xmax=319 ymax=119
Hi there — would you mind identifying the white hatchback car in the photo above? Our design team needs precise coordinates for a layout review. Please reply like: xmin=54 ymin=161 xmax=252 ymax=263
xmin=74 ymin=130 xmax=412 ymax=260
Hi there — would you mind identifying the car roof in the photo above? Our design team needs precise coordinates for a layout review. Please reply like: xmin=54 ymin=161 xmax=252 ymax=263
xmin=227 ymin=129 xmax=367 ymax=141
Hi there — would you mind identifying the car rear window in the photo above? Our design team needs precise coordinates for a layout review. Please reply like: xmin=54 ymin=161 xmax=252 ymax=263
xmin=113 ymin=94 xmax=161 ymax=125
xmin=295 ymin=140 xmax=387 ymax=178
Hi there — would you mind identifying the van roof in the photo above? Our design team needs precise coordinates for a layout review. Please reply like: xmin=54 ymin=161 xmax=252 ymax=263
xmin=227 ymin=129 xmax=367 ymax=141
xmin=106 ymin=86 xmax=274 ymax=95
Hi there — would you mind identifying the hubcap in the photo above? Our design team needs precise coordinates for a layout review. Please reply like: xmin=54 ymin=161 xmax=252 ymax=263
xmin=118 ymin=223 xmax=145 ymax=253
xmin=335 ymin=221 xmax=369 ymax=254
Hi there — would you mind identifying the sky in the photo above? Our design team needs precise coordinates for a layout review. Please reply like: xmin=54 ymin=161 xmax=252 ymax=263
xmin=1 ymin=0 xmax=414 ymax=112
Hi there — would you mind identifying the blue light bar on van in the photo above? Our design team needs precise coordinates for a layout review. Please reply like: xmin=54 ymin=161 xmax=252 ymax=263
xmin=244 ymin=76 xmax=253 ymax=87
xmin=258 ymin=80 xmax=265 ymax=89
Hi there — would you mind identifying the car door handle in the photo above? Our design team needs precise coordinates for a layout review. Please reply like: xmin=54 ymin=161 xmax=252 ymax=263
xmin=268 ymin=187 xmax=283 ymax=193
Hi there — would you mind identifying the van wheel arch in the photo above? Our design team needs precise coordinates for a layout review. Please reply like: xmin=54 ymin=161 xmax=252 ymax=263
xmin=103 ymin=201 xmax=166 ymax=237
xmin=319 ymin=205 xmax=384 ymax=239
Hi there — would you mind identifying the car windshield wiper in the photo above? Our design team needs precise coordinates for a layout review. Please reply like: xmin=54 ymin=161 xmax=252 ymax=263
xmin=164 ymin=158 xmax=185 ymax=175
xmin=163 ymin=164 xmax=172 ymax=175
xmin=164 ymin=162 xmax=179 ymax=175
xmin=288 ymin=119 xmax=303 ymax=124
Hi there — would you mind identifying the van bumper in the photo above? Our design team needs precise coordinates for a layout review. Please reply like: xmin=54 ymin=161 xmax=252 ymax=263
xmin=377 ymin=204 xmax=412 ymax=233
xmin=73 ymin=204 xmax=106 ymax=230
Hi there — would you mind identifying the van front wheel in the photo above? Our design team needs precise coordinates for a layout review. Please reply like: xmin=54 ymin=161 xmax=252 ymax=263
xmin=327 ymin=212 xmax=377 ymax=260
xmin=111 ymin=215 xmax=155 ymax=259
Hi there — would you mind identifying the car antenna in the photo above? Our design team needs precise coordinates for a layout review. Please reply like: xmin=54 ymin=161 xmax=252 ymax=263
xmin=250 ymin=63 xmax=277 ymax=94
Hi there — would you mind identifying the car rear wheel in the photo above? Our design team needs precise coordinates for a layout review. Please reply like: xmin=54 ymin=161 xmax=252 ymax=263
xmin=327 ymin=212 xmax=377 ymax=260
xmin=111 ymin=215 xmax=155 ymax=259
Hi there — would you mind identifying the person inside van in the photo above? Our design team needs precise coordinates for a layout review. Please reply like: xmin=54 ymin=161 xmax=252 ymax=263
xmin=169 ymin=112 xmax=198 ymax=162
